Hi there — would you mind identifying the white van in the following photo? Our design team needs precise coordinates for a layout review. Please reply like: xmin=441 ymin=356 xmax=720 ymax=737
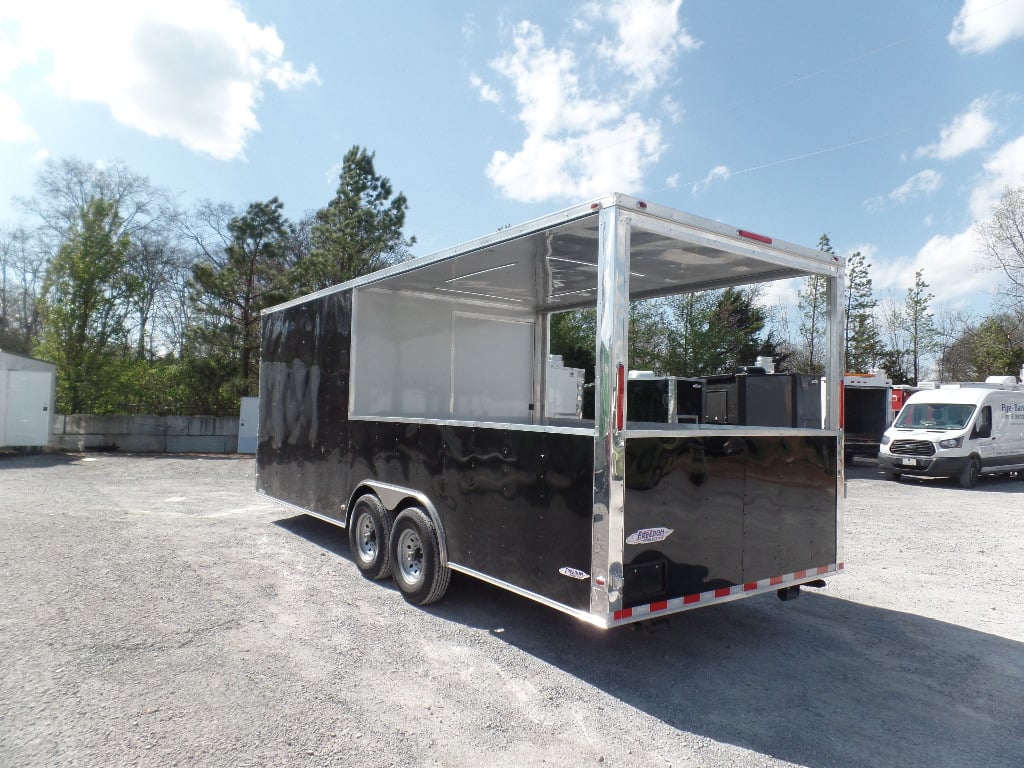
xmin=878 ymin=380 xmax=1024 ymax=488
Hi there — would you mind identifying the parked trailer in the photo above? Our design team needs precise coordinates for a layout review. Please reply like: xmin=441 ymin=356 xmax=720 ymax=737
xmin=257 ymin=194 xmax=845 ymax=628
xmin=842 ymin=371 xmax=892 ymax=462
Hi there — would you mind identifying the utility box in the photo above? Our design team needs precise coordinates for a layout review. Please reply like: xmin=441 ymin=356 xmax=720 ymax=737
xmin=0 ymin=351 xmax=57 ymax=448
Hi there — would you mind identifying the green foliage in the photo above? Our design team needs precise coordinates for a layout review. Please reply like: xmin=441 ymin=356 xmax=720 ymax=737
xmin=188 ymin=198 xmax=294 ymax=401
xmin=549 ymin=308 xmax=596 ymax=379
xmin=290 ymin=146 xmax=414 ymax=293
xmin=662 ymin=288 xmax=775 ymax=376
xmin=941 ymin=313 xmax=1024 ymax=381
xmin=844 ymin=250 xmax=882 ymax=371
xmin=629 ymin=300 xmax=668 ymax=371
xmin=35 ymin=197 xmax=139 ymax=413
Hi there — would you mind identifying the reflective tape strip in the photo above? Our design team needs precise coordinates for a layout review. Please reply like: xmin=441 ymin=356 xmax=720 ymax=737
xmin=612 ymin=562 xmax=844 ymax=622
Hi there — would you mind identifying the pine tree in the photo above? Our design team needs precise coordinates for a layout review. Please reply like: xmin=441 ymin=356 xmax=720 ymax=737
xmin=291 ymin=146 xmax=414 ymax=292
xmin=906 ymin=270 xmax=938 ymax=385
xmin=796 ymin=234 xmax=832 ymax=374
xmin=844 ymin=250 xmax=882 ymax=371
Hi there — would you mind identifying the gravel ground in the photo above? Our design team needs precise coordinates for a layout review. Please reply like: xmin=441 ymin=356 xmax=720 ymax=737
xmin=1 ymin=452 xmax=1022 ymax=768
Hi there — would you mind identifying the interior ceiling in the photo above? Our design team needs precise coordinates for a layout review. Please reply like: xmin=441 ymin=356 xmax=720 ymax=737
xmin=368 ymin=215 xmax=806 ymax=312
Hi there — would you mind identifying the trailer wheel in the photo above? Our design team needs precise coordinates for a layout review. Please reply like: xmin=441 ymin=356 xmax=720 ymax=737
xmin=959 ymin=457 xmax=980 ymax=489
xmin=390 ymin=507 xmax=450 ymax=606
xmin=348 ymin=494 xmax=394 ymax=580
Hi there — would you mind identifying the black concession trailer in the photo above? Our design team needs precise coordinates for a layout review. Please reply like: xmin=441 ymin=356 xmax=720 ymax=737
xmin=257 ymin=194 xmax=846 ymax=628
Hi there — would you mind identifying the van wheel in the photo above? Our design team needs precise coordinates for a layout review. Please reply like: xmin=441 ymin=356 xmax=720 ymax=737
xmin=959 ymin=458 xmax=980 ymax=489
xmin=348 ymin=494 xmax=394 ymax=580
xmin=391 ymin=507 xmax=450 ymax=606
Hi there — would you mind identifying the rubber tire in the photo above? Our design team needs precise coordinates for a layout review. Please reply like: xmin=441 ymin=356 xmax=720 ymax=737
xmin=390 ymin=506 xmax=450 ymax=606
xmin=348 ymin=494 xmax=394 ymax=580
xmin=959 ymin=457 xmax=980 ymax=489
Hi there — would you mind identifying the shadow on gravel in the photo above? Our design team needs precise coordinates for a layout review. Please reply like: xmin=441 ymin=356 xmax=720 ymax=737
xmin=849 ymin=459 xmax=1024 ymax=493
xmin=278 ymin=511 xmax=1024 ymax=768
xmin=0 ymin=451 xmax=250 ymax=466
xmin=273 ymin=514 xmax=351 ymax=559
xmin=0 ymin=451 xmax=79 ymax=468
xmin=438 ymin=578 xmax=1024 ymax=768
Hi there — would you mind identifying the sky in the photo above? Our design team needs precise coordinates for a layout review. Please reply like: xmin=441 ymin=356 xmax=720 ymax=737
xmin=2 ymin=0 xmax=1024 ymax=331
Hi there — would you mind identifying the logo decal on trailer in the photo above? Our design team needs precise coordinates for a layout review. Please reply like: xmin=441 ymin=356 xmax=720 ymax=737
xmin=558 ymin=567 xmax=590 ymax=580
xmin=626 ymin=527 xmax=674 ymax=545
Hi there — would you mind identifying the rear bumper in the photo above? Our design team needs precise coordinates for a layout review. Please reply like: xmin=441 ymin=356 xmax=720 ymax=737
xmin=878 ymin=453 xmax=970 ymax=478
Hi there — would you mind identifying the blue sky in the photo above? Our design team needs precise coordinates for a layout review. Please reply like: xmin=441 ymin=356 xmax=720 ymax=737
xmin=2 ymin=0 xmax=1024 ymax=327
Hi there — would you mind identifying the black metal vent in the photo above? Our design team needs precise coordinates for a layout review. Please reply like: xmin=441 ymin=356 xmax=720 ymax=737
xmin=890 ymin=440 xmax=936 ymax=457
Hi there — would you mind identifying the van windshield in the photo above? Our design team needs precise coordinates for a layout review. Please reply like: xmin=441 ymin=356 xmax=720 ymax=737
xmin=895 ymin=403 xmax=975 ymax=430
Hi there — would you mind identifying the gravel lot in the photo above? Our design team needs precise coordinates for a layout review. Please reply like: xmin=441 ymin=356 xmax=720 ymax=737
xmin=1 ymin=452 xmax=1022 ymax=768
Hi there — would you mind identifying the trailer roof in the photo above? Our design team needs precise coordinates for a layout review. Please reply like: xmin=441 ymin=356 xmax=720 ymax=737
xmin=266 ymin=193 xmax=842 ymax=315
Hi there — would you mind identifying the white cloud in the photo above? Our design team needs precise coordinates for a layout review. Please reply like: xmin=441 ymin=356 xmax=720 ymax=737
xmin=0 ymin=93 xmax=36 ymax=142
xmin=890 ymin=169 xmax=944 ymax=203
xmin=665 ymin=172 xmax=680 ymax=188
xmin=487 ymin=113 xmax=664 ymax=202
xmin=874 ymin=228 xmax=994 ymax=305
xmin=461 ymin=15 xmax=481 ymax=41
xmin=969 ymin=134 xmax=1024 ymax=219
xmin=469 ymin=73 xmax=501 ymax=104
xmin=586 ymin=0 xmax=700 ymax=94
xmin=691 ymin=165 xmax=730 ymax=195
xmin=0 ymin=0 xmax=318 ymax=160
xmin=949 ymin=0 xmax=1024 ymax=53
xmin=863 ymin=169 xmax=943 ymax=211
xmin=915 ymin=97 xmax=996 ymax=160
xmin=661 ymin=94 xmax=684 ymax=124
xmin=481 ymin=2 xmax=697 ymax=202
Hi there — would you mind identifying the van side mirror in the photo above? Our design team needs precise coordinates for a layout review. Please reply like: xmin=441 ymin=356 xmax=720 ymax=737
xmin=973 ymin=422 xmax=991 ymax=439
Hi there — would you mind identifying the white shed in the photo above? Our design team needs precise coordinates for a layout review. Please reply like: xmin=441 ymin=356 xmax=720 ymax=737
xmin=0 ymin=351 xmax=57 ymax=448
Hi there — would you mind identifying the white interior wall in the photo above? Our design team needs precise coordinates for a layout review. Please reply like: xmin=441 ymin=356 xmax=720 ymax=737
xmin=351 ymin=289 xmax=535 ymax=422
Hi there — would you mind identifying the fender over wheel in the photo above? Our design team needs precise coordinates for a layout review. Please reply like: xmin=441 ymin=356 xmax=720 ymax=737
xmin=390 ymin=506 xmax=450 ymax=606
xmin=348 ymin=494 xmax=394 ymax=580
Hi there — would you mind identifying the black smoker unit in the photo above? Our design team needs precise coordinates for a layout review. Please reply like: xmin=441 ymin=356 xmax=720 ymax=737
xmin=703 ymin=371 xmax=822 ymax=428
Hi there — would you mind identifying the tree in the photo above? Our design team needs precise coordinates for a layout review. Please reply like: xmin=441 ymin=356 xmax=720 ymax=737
xmin=844 ymin=250 xmax=881 ymax=371
xmin=977 ymin=185 xmax=1024 ymax=310
xmin=662 ymin=290 xmax=719 ymax=375
xmin=796 ymin=234 xmax=833 ymax=374
xmin=629 ymin=299 xmax=668 ymax=371
xmin=941 ymin=313 xmax=1024 ymax=381
xmin=17 ymin=156 xmax=183 ymax=359
xmin=188 ymin=197 xmax=294 ymax=406
xmin=549 ymin=308 xmax=596 ymax=377
xmin=662 ymin=287 xmax=775 ymax=376
xmin=1 ymin=225 xmax=45 ymax=353
xmin=35 ymin=198 xmax=137 ymax=413
xmin=906 ymin=270 xmax=938 ymax=385
xmin=290 ymin=146 xmax=414 ymax=292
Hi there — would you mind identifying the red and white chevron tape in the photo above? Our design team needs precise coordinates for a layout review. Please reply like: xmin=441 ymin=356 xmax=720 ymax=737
xmin=612 ymin=562 xmax=844 ymax=623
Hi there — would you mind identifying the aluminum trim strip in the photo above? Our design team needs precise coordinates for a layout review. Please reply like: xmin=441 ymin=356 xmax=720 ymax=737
xmin=447 ymin=563 xmax=608 ymax=628
xmin=346 ymin=414 xmax=594 ymax=436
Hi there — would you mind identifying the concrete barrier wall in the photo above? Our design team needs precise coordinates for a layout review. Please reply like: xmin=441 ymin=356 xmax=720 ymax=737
xmin=51 ymin=414 xmax=242 ymax=454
